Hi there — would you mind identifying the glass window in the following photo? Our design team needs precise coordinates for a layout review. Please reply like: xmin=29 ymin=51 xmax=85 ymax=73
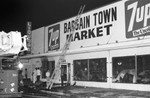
xmin=73 ymin=58 xmax=107 ymax=82
xmin=89 ymin=58 xmax=107 ymax=82
xmin=113 ymin=55 xmax=150 ymax=84
xmin=74 ymin=59 xmax=88 ymax=81
xmin=41 ymin=60 xmax=55 ymax=78
xmin=112 ymin=56 xmax=135 ymax=83
xmin=2 ymin=59 xmax=17 ymax=70
xmin=137 ymin=55 xmax=150 ymax=84
xmin=41 ymin=60 xmax=48 ymax=78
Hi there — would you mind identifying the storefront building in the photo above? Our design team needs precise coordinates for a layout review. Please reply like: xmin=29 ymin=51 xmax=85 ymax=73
xmin=21 ymin=0 xmax=150 ymax=91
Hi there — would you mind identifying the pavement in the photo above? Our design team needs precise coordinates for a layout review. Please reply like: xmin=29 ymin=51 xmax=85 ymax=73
xmin=23 ymin=86 xmax=150 ymax=98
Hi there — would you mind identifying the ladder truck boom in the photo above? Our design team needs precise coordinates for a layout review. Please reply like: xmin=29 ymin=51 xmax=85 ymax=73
xmin=0 ymin=31 xmax=28 ymax=56
xmin=0 ymin=31 xmax=28 ymax=97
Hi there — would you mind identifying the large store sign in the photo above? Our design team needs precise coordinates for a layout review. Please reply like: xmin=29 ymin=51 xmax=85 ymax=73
xmin=64 ymin=6 xmax=117 ymax=42
xmin=125 ymin=0 xmax=150 ymax=38
xmin=48 ymin=24 xmax=60 ymax=51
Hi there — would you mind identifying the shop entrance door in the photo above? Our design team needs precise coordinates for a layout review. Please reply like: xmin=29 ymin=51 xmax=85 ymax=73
xmin=61 ymin=63 xmax=71 ymax=86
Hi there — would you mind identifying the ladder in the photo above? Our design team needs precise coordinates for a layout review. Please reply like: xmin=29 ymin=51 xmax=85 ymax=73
xmin=47 ymin=5 xmax=85 ymax=90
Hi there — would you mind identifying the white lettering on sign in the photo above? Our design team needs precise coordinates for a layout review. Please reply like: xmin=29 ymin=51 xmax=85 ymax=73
xmin=12 ymin=73 xmax=18 ymax=77
xmin=64 ymin=6 xmax=117 ymax=42
xmin=48 ymin=24 xmax=60 ymax=51
xmin=93 ymin=7 xmax=117 ymax=26
xmin=49 ymin=28 xmax=59 ymax=46
xmin=127 ymin=2 xmax=150 ymax=32
xmin=133 ymin=26 xmax=150 ymax=36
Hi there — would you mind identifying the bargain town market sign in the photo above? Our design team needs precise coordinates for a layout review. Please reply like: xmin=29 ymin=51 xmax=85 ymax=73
xmin=64 ymin=6 xmax=117 ymax=42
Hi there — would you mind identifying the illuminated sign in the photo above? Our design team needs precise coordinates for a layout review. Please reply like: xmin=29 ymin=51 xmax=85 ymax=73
xmin=26 ymin=21 xmax=32 ymax=53
xmin=125 ymin=0 xmax=150 ymax=38
xmin=48 ymin=24 xmax=60 ymax=51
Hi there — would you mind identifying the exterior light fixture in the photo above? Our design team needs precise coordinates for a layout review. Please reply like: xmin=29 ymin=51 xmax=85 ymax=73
xmin=18 ymin=62 xmax=23 ymax=69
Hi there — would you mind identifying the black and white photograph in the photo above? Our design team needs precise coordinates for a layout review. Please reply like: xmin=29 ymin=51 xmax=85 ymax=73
xmin=0 ymin=0 xmax=150 ymax=98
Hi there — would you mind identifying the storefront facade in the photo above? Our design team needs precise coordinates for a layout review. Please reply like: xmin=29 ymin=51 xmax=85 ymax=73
xmin=21 ymin=0 xmax=150 ymax=91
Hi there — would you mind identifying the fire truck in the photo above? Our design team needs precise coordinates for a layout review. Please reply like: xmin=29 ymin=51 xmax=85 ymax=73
xmin=0 ymin=31 xmax=28 ymax=97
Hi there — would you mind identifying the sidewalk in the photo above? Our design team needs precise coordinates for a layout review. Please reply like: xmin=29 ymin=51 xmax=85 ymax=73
xmin=23 ymin=86 xmax=150 ymax=98
xmin=43 ymin=86 xmax=150 ymax=98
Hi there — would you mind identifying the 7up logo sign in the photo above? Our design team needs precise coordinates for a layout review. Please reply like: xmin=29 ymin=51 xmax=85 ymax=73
xmin=125 ymin=0 xmax=150 ymax=38
xmin=48 ymin=24 xmax=60 ymax=51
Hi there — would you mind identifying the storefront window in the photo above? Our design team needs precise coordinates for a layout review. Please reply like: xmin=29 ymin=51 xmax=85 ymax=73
xmin=74 ymin=58 xmax=107 ymax=82
xmin=137 ymin=55 xmax=150 ymax=84
xmin=74 ymin=59 xmax=88 ymax=81
xmin=113 ymin=55 xmax=150 ymax=84
xmin=2 ymin=59 xmax=18 ymax=70
xmin=89 ymin=58 xmax=107 ymax=82
xmin=41 ymin=60 xmax=55 ymax=78
xmin=112 ymin=56 xmax=135 ymax=83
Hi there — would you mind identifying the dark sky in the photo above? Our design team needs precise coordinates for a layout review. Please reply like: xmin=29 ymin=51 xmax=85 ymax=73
xmin=0 ymin=0 xmax=119 ymax=36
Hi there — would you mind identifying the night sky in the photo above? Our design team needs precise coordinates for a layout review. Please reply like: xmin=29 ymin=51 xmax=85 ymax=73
xmin=0 ymin=0 xmax=119 ymax=36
